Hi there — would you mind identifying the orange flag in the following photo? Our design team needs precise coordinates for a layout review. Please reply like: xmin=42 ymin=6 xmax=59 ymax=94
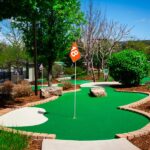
xmin=69 ymin=42 xmax=81 ymax=62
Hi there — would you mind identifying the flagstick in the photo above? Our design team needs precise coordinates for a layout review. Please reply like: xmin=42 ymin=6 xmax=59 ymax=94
xmin=42 ymin=68 xmax=43 ymax=89
xmin=73 ymin=62 xmax=77 ymax=119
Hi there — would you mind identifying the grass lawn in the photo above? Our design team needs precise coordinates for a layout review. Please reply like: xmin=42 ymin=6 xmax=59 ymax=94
xmin=14 ymin=86 xmax=149 ymax=140
xmin=0 ymin=130 xmax=28 ymax=150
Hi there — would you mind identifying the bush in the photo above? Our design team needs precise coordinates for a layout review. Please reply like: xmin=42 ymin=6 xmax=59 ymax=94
xmin=64 ymin=67 xmax=74 ymax=75
xmin=13 ymin=80 xmax=32 ymax=97
xmin=108 ymin=49 xmax=149 ymax=86
xmin=52 ymin=64 xmax=63 ymax=78
xmin=19 ymin=80 xmax=30 ymax=85
xmin=64 ymin=67 xmax=85 ymax=79
xmin=0 ymin=80 xmax=14 ymax=100
xmin=2 ymin=80 xmax=14 ymax=94
xmin=62 ymin=81 xmax=73 ymax=90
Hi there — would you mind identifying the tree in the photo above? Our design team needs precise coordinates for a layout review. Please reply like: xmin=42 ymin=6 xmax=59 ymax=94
xmin=0 ymin=0 xmax=41 ymax=20
xmin=0 ymin=19 xmax=24 ymax=47
xmin=122 ymin=40 xmax=150 ymax=60
xmin=81 ymin=0 xmax=131 ymax=81
xmin=14 ymin=0 xmax=84 ymax=86
xmin=0 ymin=0 xmax=43 ymax=94
xmin=108 ymin=49 xmax=149 ymax=86
xmin=0 ymin=44 xmax=28 ymax=80
xmin=0 ymin=20 xmax=30 ymax=78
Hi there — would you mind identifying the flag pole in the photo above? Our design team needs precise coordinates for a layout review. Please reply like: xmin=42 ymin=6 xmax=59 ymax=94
xmin=73 ymin=62 xmax=77 ymax=119
xmin=42 ymin=68 xmax=43 ymax=88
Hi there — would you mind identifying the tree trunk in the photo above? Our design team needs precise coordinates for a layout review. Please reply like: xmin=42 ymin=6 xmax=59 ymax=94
xmin=86 ymin=60 xmax=90 ymax=75
xmin=8 ymin=65 xmax=11 ymax=81
xmin=101 ymin=58 xmax=104 ymax=70
xmin=26 ymin=61 xmax=29 ymax=79
xmin=33 ymin=19 xmax=38 ymax=95
xmin=97 ymin=62 xmax=101 ymax=79
xmin=48 ymin=61 xmax=53 ymax=87
xmin=91 ymin=61 xmax=96 ymax=82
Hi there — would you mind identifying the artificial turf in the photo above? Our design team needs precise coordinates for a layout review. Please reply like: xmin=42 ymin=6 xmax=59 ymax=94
xmin=14 ymin=86 xmax=149 ymax=140
xmin=31 ymin=85 xmax=48 ymax=91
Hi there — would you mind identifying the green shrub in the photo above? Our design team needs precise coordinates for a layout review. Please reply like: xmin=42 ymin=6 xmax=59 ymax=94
xmin=0 ymin=130 xmax=28 ymax=150
xmin=64 ymin=67 xmax=85 ymax=79
xmin=52 ymin=64 xmax=63 ymax=78
xmin=64 ymin=67 xmax=74 ymax=75
xmin=108 ymin=49 xmax=149 ymax=86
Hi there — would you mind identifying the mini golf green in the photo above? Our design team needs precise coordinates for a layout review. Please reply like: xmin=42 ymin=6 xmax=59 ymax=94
xmin=31 ymin=85 xmax=48 ymax=91
xmin=14 ymin=86 xmax=149 ymax=140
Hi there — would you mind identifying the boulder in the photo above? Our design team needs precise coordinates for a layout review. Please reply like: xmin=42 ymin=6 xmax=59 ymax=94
xmin=40 ymin=86 xmax=63 ymax=98
xmin=90 ymin=87 xmax=106 ymax=97
xmin=48 ymin=86 xmax=63 ymax=96
xmin=40 ymin=88 xmax=50 ymax=98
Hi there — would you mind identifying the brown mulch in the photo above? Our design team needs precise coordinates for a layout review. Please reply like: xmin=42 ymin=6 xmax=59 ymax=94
xmin=135 ymin=101 xmax=150 ymax=113
xmin=129 ymin=134 xmax=150 ymax=150
xmin=114 ymin=84 xmax=150 ymax=93
xmin=0 ymin=91 xmax=43 ymax=110
xmin=63 ymin=85 xmax=80 ymax=91
xmin=26 ymin=139 xmax=42 ymax=150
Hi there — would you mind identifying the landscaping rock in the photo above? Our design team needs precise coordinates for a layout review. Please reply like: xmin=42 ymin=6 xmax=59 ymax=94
xmin=48 ymin=86 xmax=63 ymax=96
xmin=40 ymin=89 xmax=50 ymax=98
xmin=41 ymin=86 xmax=63 ymax=98
xmin=90 ymin=87 xmax=106 ymax=97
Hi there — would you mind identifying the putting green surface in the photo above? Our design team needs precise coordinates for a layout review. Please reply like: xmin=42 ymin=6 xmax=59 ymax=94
xmin=32 ymin=85 xmax=48 ymax=91
xmin=14 ymin=86 xmax=149 ymax=140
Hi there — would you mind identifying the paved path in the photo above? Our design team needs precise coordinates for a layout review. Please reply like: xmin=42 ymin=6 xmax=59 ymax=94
xmin=42 ymin=139 xmax=140 ymax=150
xmin=80 ymin=81 xmax=120 ymax=88
xmin=0 ymin=107 xmax=48 ymax=127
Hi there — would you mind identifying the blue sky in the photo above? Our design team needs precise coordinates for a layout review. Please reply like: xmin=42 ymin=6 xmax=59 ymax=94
xmin=80 ymin=0 xmax=150 ymax=40
xmin=0 ymin=1 xmax=150 ymax=41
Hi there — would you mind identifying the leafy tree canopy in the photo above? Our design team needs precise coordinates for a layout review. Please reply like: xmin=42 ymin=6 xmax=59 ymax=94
xmin=122 ymin=40 xmax=150 ymax=60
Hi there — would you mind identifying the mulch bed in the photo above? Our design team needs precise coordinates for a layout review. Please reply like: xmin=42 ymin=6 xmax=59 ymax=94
xmin=114 ymin=84 xmax=150 ymax=93
xmin=0 ymin=91 xmax=43 ymax=110
xmin=26 ymin=139 xmax=42 ymax=150
xmin=129 ymin=134 xmax=150 ymax=150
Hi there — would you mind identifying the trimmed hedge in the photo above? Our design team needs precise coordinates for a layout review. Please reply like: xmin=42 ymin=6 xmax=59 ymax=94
xmin=108 ymin=49 xmax=149 ymax=86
